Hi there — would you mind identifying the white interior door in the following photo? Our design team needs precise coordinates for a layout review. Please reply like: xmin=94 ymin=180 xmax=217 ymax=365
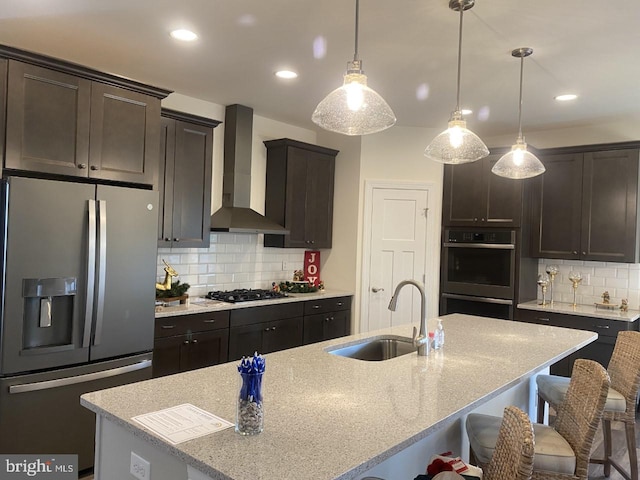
xmin=363 ymin=184 xmax=430 ymax=332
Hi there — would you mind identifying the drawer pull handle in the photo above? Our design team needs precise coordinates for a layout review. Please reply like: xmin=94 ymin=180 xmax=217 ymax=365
xmin=537 ymin=317 xmax=550 ymax=322
xmin=312 ymin=305 xmax=320 ymax=309
xmin=161 ymin=325 xmax=176 ymax=329
xmin=336 ymin=302 xmax=343 ymax=306
xmin=595 ymin=325 xmax=610 ymax=329
xmin=203 ymin=319 xmax=216 ymax=323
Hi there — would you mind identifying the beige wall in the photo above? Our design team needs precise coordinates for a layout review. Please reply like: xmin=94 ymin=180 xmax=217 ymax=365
xmin=485 ymin=115 xmax=640 ymax=149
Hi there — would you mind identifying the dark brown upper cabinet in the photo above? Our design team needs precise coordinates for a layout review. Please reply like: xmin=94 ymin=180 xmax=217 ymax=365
xmin=158 ymin=109 xmax=220 ymax=248
xmin=263 ymin=139 xmax=339 ymax=249
xmin=530 ymin=145 xmax=640 ymax=262
xmin=0 ymin=59 xmax=6 ymax=179
xmin=442 ymin=153 xmax=525 ymax=227
xmin=2 ymin=47 xmax=170 ymax=186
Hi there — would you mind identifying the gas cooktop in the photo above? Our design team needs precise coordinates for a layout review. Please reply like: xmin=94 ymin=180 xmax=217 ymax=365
xmin=205 ymin=289 xmax=288 ymax=303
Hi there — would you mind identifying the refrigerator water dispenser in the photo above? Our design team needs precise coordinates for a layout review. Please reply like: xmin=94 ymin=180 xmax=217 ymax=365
xmin=22 ymin=277 xmax=77 ymax=351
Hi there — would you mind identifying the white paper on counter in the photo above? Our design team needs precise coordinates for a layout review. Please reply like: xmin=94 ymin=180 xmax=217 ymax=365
xmin=132 ymin=403 xmax=233 ymax=444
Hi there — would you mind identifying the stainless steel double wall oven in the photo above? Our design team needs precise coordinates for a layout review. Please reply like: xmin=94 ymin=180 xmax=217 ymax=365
xmin=440 ymin=228 xmax=534 ymax=320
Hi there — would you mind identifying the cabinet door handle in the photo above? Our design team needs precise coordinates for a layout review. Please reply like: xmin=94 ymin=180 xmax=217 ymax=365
xmin=582 ymin=252 xmax=586 ymax=255
xmin=161 ymin=325 xmax=176 ymax=329
xmin=192 ymin=339 xmax=198 ymax=343
xmin=78 ymin=163 xmax=87 ymax=169
xmin=264 ymin=327 xmax=270 ymax=331
xmin=325 ymin=317 xmax=330 ymax=322
xmin=183 ymin=340 xmax=190 ymax=344
xmin=474 ymin=218 xmax=478 ymax=222
xmin=271 ymin=326 xmax=276 ymax=331
xmin=336 ymin=302 xmax=343 ymax=306
xmin=90 ymin=165 xmax=99 ymax=171
xmin=203 ymin=319 xmax=216 ymax=323
xmin=164 ymin=237 xmax=170 ymax=241
xmin=174 ymin=238 xmax=180 ymax=242
xmin=595 ymin=325 xmax=610 ymax=329
xmin=481 ymin=218 xmax=485 ymax=222
xmin=573 ymin=251 xmax=578 ymax=255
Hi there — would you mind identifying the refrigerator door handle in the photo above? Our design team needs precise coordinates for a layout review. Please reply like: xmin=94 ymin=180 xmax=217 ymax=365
xmin=93 ymin=199 xmax=107 ymax=346
xmin=82 ymin=199 xmax=97 ymax=348
xmin=8 ymin=359 xmax=152 ymax=394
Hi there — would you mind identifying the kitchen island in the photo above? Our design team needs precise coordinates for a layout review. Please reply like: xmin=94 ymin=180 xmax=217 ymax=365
xmin=81 ymin=314 xmax=596 ymax=480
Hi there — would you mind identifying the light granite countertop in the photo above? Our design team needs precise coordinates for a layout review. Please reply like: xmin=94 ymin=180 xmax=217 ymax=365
xmin=155 ymin=289 xmax=353 ymax=318
xmin=81 ymin=314 xmax=596 ymax=480
xmin=517 ymin=299 xmax=640 ymax=322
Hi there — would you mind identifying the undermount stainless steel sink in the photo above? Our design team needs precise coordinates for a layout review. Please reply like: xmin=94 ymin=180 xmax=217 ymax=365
xmin=326 ymin=335 xmax=415 ymax=361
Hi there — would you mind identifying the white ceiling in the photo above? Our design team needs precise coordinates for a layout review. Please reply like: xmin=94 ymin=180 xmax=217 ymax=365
xmin=1 ymin=0 xmax=639 ymax=139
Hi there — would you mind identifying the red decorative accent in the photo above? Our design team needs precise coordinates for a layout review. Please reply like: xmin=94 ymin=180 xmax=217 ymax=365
xmin=304 ymin=250 xmax=321 ymax=286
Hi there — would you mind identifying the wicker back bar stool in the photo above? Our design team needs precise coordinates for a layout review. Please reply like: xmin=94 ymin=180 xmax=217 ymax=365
xmin=482 ymin=406 xmax=535 ymax=480
xmin=467 ymin=359 xmax=610 ymax=480
xmin=536 ymin=330 xmax=640 ymax=480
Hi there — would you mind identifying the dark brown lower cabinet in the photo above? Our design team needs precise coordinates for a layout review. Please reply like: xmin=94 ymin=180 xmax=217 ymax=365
xmin=515 ymin=308 xmax=638 ymax=376
xmin=228 ymin=317 xmax=303 ymax=361
xmin=152 ymin=311 xmax=229 ymax=378
xmin=302 ymin=296 xmax=352 ymax=344
xmin=227 ymin=303 xmax=304 ymax=361
xmin=154 ymin=297 xmax=353 ymax=371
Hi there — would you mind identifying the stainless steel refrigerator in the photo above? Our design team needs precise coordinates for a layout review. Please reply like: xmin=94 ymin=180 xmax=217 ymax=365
xmin=0 ymin=176 xmax=158 ymax=471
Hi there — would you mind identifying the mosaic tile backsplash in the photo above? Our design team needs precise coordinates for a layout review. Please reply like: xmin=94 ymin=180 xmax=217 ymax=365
xmin=536 ymin=259 xmax=640 ymax=309
xmin=157 ymin=233 xmax=307 ymax=296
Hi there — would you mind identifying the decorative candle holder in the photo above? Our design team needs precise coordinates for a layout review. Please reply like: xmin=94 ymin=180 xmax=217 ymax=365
xmin=537 ymin=274 xmax=550 ymax=306
xmin=545 ymin=265 xmax=559 ymax=304
xmin=236 ymin=353 xmax=265 ymax=435
xmin=568 ymin=271 xmax=583 ymax=307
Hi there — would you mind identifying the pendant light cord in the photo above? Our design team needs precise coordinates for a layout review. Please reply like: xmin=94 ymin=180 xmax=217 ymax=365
xmin=517 ymin=54 xmax=525 ymax=140
xmin=455 ymin=2 xmax=464 ymax=112
xmin=353 ymin=0 xmax=360 ymax=61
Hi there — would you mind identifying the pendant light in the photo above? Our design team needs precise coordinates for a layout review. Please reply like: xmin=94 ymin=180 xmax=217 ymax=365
xmin=491 ymin=48 xmax=545 ymax=179
xmin=312 ymin=0 xmax=396 ymax=136
xmin=425 ymin=0 xmax=489 ymax=164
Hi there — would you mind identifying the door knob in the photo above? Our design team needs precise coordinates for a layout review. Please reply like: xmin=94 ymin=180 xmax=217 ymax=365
xmin=371 ymin=287 xmax=384 ymax=292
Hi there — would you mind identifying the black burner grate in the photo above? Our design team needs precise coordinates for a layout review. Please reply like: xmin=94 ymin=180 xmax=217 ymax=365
xmin=206 ymin=289 xmax=288 ymax=303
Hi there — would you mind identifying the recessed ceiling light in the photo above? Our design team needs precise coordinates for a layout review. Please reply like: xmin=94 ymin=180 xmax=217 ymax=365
xmin=170 ymin=29 xmax=198 ymax=42
xmin=275 ymin=70 xmax=298 ymax=79
xmin=461 ymin=109 xmax=473 ymax=115
xmin=555 ymin=94 xmax=578 ymax=102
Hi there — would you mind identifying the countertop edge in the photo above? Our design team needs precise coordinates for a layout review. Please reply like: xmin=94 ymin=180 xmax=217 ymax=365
xmin=517 ymin=300 xmax=640 ymax=322
xmin=155 ymin=289 xmax=354 ymax=318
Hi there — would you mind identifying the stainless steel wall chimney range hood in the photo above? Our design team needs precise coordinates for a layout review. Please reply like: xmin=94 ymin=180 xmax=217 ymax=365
xmin=210 ymin=104 xmax=288 ymax=234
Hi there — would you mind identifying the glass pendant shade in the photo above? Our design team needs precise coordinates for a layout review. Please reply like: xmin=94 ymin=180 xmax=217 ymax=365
xmin=424 ymin=0 xmax=488 ymax=165
xmin=491 ymin=137 xmax=545 ymax=179
xmin=425 ymin=114 xmax=489 ymax=164
xmin=491 ymin=47 xmax=545 ymax=179
xmin=312 ymin=69 xmax=396 ymax=136
xmin=312 ymin=0 xmax=396 ymax=136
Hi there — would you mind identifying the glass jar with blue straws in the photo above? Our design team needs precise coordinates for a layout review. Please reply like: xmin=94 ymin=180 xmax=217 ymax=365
xmin=236 ymin=352 xmax=265 ymax=435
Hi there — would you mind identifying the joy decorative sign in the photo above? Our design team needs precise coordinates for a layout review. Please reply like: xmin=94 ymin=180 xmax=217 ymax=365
xmin=304 ymin=250 xmax=321 ymax=286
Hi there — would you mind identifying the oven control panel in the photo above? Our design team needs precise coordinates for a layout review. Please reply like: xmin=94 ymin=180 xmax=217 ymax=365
xmin=446 ymin=230 xmax=515 ymax=244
